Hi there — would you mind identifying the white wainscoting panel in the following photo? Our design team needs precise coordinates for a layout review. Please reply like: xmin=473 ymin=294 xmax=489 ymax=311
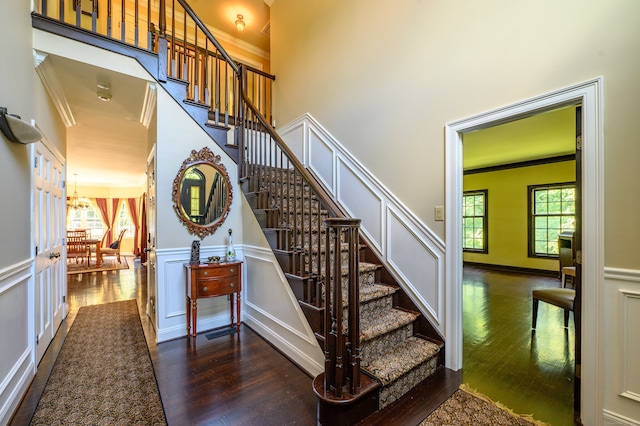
xmin=337 ymin=158 xmax=384 ymax=254
xmin=242 ymin=245 xmax=323 ymax=376
xmin=386 ymin=207 xmax=442 ymax=322
xmin=619 ymin=288 xmax=640 ymax=402
xmin=0 ymin=260 xmax=35 ymax=425
xmin=280 ymin=120 xmax=305 ymax=164
xmin=308 ymin=126 xmax=335 ymax=191
xmin=279 ymin=114 xmax=445 ymax=332
xmin=604 ymin=267 xmax=640 ymax=425
xmin=155 ymin=245 xmax=235 ymax=343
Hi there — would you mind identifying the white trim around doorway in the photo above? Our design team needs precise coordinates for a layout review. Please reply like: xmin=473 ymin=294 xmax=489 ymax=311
xmin=444 ymin=78 xmax=604 ymax=426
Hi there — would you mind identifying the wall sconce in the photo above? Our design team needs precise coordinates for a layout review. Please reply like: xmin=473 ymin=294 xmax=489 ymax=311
xmin=0 ymin=106 xmax=42 ymax=144
xmin=235 ymin=14 xmax=245 ymax=32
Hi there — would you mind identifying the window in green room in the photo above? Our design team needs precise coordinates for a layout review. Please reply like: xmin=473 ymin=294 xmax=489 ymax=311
xmin=463 ymin=190 xmax=487 ymax=253
xmin=529 ymin=183 xmax=575 ymax=258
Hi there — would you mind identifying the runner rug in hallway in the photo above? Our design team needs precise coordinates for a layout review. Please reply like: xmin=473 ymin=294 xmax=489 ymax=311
xmin=30 ymin=300 xmax=167 ymax=425
xmin=420 ymin=384 xmax=548 ymax=426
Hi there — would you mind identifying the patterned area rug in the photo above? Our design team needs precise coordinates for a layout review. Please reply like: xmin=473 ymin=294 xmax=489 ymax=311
xmin=420 ymin=385 xmax=548 ymax=426
xmin=67 ymin=256 xmax=129 ymax=275
xmin=30 ymin=300 xmax=167 ymax=425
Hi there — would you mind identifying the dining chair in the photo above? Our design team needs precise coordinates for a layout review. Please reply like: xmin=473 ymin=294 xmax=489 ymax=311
xmin=100 ymin=229 xmax=127 ymax=263
xmin=66 ymin=230 xmax=90 ymax=264
xmin=89 ymin=228 xmax=110 ymax=264
xmin=531 ymin=269 xmax=576 ymax=329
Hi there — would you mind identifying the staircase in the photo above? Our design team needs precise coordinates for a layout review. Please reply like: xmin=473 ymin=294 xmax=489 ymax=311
xmin=239 ymin=134 xmax=446 ymax=423
xmin=32 ymin=0 xmax=446 ymax=423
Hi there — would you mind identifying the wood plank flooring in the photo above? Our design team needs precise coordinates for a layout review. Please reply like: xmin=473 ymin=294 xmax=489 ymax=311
xmin=462 ymin=265 xmax=575 ymax=426
xmin=10 ymin=260 xmax=573 ymax=425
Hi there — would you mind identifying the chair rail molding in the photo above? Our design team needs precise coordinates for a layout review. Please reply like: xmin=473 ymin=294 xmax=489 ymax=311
xmin=278 ymin=113 xmax=446 ymax=334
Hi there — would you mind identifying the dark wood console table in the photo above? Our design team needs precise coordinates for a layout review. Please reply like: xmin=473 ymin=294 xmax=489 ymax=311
xmin=184 ymin=260 xmax=242 ymax=337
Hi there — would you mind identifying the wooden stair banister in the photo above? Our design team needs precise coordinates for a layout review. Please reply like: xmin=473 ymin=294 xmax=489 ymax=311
xmin=238 ymin=79 xmax=366 ymax=403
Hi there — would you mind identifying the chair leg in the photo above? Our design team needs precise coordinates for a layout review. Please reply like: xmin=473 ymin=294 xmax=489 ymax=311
xmin=532 ymin=298 xmax=539 ymax=329
xmin=564 ymin=309 xmax=570 ymax=328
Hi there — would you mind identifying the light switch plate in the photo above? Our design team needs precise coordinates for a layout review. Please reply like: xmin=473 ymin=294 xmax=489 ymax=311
xmin=434 ymin=206 xmax=444 ymax=221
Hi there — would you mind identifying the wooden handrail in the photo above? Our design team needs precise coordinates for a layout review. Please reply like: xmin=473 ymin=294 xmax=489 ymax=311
xmin=175 ymin=0 xmax=239 ymax=75
xmin=238 ymin=74 xmax=344 ymax=220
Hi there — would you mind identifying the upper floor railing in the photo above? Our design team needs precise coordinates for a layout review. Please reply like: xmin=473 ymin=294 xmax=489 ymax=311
xmin=34 ymin=0 xmax=274 ymax=127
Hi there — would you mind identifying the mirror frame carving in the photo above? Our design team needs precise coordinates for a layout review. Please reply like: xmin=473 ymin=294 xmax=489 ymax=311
xmin=172 ymin=147 xmax=233 ymax=239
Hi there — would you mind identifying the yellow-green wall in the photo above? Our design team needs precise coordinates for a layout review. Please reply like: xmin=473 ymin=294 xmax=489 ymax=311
xmin=463 ymin=161 xmax=575 ymax=271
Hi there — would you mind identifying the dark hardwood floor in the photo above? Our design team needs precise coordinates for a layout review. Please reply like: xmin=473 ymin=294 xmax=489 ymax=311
xmin=462 ymin=265 xmax=575 ymax=426
xmin=10 ymin=260 xmax=573 ymax=425
xmin=9 ymin=258 xmax=459 ymax=426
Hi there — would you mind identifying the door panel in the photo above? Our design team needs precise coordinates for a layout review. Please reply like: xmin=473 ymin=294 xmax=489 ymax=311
xmin=32 ymin=142 xmax=65 ymax=364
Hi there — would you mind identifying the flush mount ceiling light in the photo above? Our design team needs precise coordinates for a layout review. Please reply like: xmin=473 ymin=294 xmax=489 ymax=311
xmin=0 ymin=106 xmax=42 ymax=144
xmin=235 ymin=14 xmax=245 ymax=31
xmin=97 ymin=81 xmax=112 ymax=102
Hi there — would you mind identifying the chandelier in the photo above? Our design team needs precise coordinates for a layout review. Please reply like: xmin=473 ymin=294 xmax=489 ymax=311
xmin=68 ymin=174 xmax=91 ymax=209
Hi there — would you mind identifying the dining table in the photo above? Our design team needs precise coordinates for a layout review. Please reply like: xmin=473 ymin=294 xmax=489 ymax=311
xmin=86 ymin=238 xmax=102 ymax=267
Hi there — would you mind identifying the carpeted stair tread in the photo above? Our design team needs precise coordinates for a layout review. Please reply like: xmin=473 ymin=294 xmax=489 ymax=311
xmin=360 ymin=308 xmax=418 ymax=342
xmin=363 ymin=337 xmax=441 ymax=386
xmin=358 ymin=282 xmax=397 ymax=303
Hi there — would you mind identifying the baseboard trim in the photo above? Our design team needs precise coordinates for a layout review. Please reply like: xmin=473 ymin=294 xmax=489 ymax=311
xmin=463 ymin=262 xmax=558 ymax=277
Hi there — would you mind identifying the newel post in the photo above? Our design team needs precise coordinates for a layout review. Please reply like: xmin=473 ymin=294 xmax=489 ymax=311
xmin=323 ymin=218 xmax=362 ymax=398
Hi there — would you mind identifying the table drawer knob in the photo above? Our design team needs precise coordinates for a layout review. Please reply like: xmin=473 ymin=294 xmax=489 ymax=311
xmin=230 ymin=283 xmax=234 ymax=287
xmin=230 ymin=268 xmax=235 ymax=273
xmin=202 ymin=286 xmax=208 ymax=292
xmin=203 ymin=271 xmax=209 ymax=276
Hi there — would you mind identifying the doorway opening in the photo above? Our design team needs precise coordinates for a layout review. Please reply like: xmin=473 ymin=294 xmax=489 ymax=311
xmin=445 ymin=78 xmax=604 ymax=426
xmin=460 ymin=105 xmax=578 ymax=425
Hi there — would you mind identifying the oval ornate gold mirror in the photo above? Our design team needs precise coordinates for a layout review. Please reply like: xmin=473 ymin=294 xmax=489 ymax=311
xmin=172 ymin=147 xmax=233 ymax=239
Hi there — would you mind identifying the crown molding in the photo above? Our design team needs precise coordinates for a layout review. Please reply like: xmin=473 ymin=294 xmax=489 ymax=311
xmin=140 ymin=82 xmax=156 ymax=128
xmin=33 ymin=50 xmax=76 ymax=128
xmin=208 ymin=26 xmax=270 ymax=61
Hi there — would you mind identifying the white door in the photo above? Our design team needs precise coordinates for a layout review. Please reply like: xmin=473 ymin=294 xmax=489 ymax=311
xmin=146 ymin=147 xmax=157 ymax=327
xmin=32 ymin=141 xmax=66 ymax=364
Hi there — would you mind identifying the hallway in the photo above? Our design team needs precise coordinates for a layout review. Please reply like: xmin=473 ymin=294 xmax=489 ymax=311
xmin=463 ymin=265 xmax=575 ymax=425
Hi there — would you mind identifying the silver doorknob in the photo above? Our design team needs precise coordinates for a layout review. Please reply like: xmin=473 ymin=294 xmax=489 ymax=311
xmin=49 ymin=252 xmax=61 ymax=259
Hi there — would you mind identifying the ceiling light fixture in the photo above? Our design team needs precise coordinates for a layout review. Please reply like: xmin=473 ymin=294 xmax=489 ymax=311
xmin=0 ymin=106 xmax=42 ymax=144
xmin=68 ymin=173 xmax=91 ymax=210
xmin=235 ymin=14 xmax=245 ymax=31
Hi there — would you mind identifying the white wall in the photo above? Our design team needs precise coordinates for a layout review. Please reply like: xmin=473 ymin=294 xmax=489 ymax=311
xmin=270 ymin=1 xmax=640 ymax=424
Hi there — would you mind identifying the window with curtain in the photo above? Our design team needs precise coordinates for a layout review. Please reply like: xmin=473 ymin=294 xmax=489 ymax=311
xmin=67 ymin=204 xmax=104 ymax=239
xmin=529 ymin=183 xmax=576 ymax=257
xmin=115 ymin=202 xmax=136 ymax=238
xmin=463 ymin=190 xmax=488 ymax=253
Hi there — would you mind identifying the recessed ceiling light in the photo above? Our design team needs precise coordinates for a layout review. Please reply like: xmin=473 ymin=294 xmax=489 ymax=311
xmin=97 ymin=91 xmax=112 ymax=101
